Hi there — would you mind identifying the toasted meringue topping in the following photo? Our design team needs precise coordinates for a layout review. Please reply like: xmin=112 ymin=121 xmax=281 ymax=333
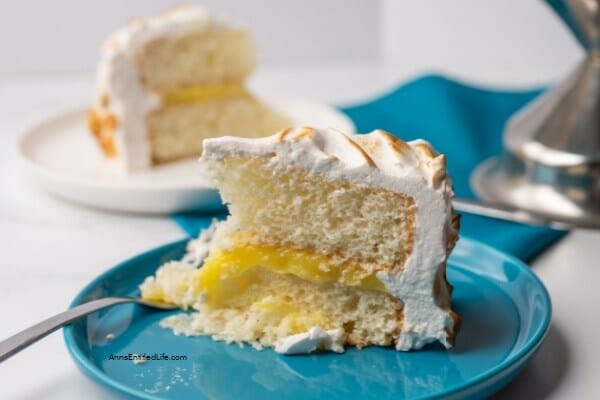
xmin=103 ymin=5 xmax=220 ymax=55
xmin=202 ymin=127 xmax=448 ymax=189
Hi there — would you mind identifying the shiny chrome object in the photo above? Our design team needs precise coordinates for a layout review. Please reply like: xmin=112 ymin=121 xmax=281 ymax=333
xmin=0 ymin=297 xmax=176 ymax=362
xmin=472 ymin=0 xmax=600 ymax=228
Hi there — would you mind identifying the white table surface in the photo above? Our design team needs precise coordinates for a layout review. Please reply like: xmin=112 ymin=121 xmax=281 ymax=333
xmin=0 ymin=65 xmax=598 ymax=399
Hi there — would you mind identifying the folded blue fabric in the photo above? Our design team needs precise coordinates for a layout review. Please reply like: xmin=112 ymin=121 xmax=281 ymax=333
xmin=174 ymin=75 xmax=567 ymax=262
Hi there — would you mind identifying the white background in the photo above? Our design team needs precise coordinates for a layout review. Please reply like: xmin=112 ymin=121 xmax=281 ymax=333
xmin=0 ymin=1 xmax=598 ymax=399
xmin=0 ymin=0 xmax=583 ymax=86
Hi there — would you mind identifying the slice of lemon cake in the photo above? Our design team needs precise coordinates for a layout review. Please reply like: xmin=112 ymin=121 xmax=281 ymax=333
xmin=141 ymin=127 xmax=460 ymax=353
xmin=88 ymin=5 xmax=288 ymax=171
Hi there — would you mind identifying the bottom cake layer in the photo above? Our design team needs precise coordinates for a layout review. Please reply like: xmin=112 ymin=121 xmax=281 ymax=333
xmin=141 ymin=261 xmax=404 ymax=352
xmin=147 ymin=96 xmax=289 ymax=164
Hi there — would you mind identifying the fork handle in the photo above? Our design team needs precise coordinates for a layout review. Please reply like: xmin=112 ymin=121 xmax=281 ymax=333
xmin=0 ymin=297 xmax=133 ymax=362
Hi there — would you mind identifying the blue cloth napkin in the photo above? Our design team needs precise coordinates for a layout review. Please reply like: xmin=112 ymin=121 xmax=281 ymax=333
xmin=174 ymin=75 xmax=567 ymax=262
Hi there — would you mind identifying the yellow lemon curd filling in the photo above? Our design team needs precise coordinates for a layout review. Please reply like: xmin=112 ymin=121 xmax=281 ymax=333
xmin=194 ymin=244 xmax=387 ymax=306
xmin=141 ymin=244 xmax=393 ymax=336
xmin=189 ymin=244 xmax=387 ymax=333
xmin=161 ymin=83 xmax=251 ymax=105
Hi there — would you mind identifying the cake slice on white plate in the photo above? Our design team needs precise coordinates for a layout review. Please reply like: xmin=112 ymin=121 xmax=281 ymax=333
xmin=88 ymin=5 xmax=288 ymax=171
xmin=141 ymin=127 xmax=460 ymax=353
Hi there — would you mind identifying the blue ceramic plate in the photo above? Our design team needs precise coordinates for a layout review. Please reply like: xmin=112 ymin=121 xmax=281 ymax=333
xmin=64 ymin=237 xmax=551 ymax=400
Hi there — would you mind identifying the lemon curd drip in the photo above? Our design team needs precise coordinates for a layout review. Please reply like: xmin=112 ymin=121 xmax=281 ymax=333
xmin=161 ymin=83 xmax=251 ymax=105
xmin=193 ymin=244 xmax=387 ymax=307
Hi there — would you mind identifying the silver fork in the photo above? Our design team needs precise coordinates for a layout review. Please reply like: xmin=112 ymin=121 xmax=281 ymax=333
xmin=0 ymin=297 xmax=177 ymax=362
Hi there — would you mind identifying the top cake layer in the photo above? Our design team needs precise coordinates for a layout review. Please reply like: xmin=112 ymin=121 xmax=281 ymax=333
xmin=99 ymin=5 xmax=255 ymax=91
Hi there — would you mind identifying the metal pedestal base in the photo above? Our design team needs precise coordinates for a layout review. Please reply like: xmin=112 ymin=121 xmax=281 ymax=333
xmin=471 ymin=0 xmax=599 ymax=228
xmin=472 ymin=156 xmax=600 ymax=228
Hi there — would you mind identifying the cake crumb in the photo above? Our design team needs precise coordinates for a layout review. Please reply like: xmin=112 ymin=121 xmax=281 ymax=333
xmin=132 ymin=355 xmax=147 ymax=365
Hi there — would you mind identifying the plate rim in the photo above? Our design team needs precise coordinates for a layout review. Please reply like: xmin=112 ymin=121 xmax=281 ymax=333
xmin=63 ymin=236 xmax=552 ymax=399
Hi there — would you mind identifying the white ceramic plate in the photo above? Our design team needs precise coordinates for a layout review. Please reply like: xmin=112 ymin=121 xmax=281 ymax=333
xmin=18 ymin=96 xmax=355 ymax=214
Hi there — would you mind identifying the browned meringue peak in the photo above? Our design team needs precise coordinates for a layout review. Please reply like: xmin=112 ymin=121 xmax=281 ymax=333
xmin=202 ymin=127 xmax=450 ymax=190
